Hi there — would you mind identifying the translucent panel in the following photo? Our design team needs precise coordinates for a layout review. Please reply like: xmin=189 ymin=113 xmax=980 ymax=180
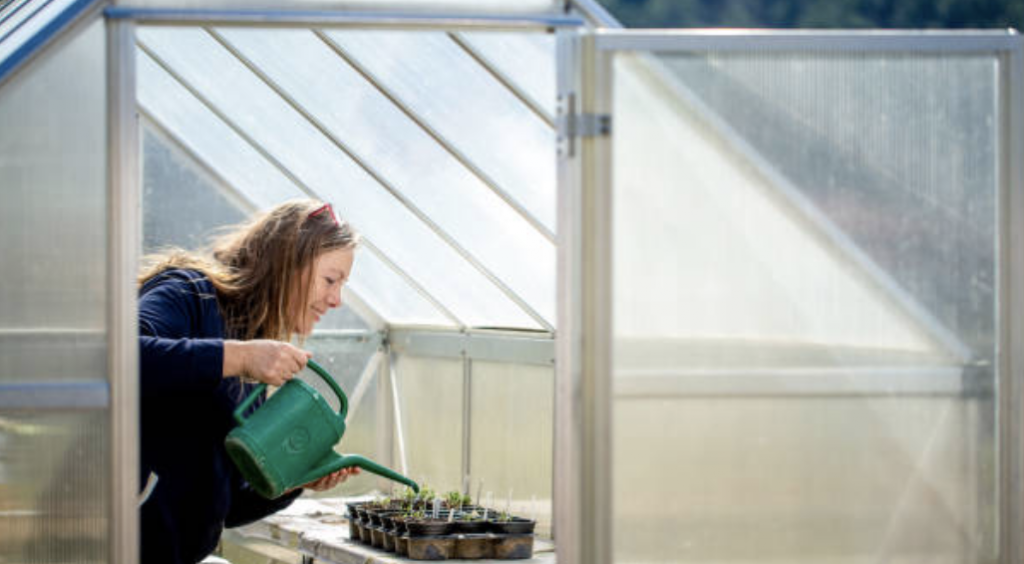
xmin=0 ymin=0 xmax=79 ymax=64
xmin=137 ymin=26 xmax=538 ymax=329
xmin=457 ymin=31 xmax=556 ymax=118
xmin=217 ymin=27 xmax=555 ymax=324
xmin=660 ymin=53 xmax=998 ymax=354
xmin=0 ymin=20 xmax=106 ymax=334
xmin=142 ymin=125 xmax=248 ymax=252
xmin=136 ymin=49 xmax=305 ymax=209
xmin=115 ymin=0 xmax=561 ymax=14
xmin=347 ymin=249 xmax=453 ymax=327
xmin=469 ymin=361 xmax=552 ymax=536
xmin=0 ymin=411 xmax=110 ymax=562
xmin=330 ymin=376 xmax=380 ymax=497
xmin=394 ymin=356 xmax=463 ymax=493
xmin=608 ymin=49 xmax=1000 ymax=564
xmin=326 ymin=30 xmax=556 ymax=231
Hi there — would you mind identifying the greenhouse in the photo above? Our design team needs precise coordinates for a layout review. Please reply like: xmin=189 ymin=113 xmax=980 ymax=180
xmin=1 ymin=0 xmax=1023 ymax=562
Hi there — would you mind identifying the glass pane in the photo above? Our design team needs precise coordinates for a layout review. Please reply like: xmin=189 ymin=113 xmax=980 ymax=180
xmin=610 ymin=49 xmax=999 ymax=563
xmin=469 ymin=361 xmax=552 ymax=536
xmin=137 ymin=26 xmax=539 ymax=329
xmin=456 ymin=31 xmax=556 ymax=118
xmin=216 ymin=27 xmax=555 ymax=324
xmin=0 ymin=19 xmax=106 ymax=374
xmin=326 ymin=30 xmax=556 ymax=232
xmin=394 ymin=356 xmax=463 ymax=493
xmin=0 ymin=411 xmax=110 ymax=563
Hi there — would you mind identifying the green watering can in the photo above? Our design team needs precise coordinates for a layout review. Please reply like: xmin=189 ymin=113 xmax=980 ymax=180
xmin=225 ymin=358 xmax=419 ymax=499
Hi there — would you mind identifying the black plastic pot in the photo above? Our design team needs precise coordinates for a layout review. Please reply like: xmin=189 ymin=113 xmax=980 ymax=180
xmin=487 ymin=518 xmax=536 ymax=535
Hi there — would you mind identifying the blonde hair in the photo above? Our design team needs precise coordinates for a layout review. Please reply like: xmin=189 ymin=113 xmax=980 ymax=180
xmin=139 ymin=199 xmax=360 ymax=342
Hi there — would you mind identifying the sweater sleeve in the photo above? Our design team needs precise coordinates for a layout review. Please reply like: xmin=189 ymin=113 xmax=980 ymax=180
xmin=139 ymin=275 xmax=225 ymax=399
xmin=225 ymin=484 xmax=303 ymax=528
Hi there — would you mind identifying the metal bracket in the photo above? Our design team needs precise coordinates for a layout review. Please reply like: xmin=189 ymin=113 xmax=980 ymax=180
xmin=557 ymin=92 xmax=611 ymax=159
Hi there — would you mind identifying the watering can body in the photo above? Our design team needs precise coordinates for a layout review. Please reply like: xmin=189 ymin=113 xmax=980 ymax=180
xmin=225 ymin=359 xmax=418 ymax=499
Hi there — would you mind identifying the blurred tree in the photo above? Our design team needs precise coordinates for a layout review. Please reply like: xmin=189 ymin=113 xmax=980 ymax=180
xmin=595 ymin=0 xmax=1024 ymax=29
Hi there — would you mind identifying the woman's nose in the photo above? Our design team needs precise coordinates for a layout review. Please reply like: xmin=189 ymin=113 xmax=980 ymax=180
xmin=326 ymin=287 xmax=342 ymax=308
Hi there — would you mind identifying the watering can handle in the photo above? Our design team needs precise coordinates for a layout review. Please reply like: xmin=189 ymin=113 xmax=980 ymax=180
xmin=233 ymin=383 xmax=267 ymax=426
xmin=232 ymin=359 xmax=350 ymax=426
xmin=305 ymin=359 xmax=349 ymax=420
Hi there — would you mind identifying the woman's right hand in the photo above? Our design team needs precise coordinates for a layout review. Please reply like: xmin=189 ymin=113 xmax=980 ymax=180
xmin=223 ymin=339 xmax=312 ymax=387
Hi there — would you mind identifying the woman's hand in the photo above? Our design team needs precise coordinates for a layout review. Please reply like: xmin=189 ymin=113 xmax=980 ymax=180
xmin=301 ymin=467 xmax=361 ymax=492
xmin=223 ymin=339 xmax=312 ymax=386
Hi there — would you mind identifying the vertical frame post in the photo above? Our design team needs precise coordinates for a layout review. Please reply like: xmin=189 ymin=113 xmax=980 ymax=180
xmin=555 ymin=28 xmax=614 ymax=564
xmin=1000 ymin=35 xmax=1024 ymax=564
xmin=107 ymin=17 xmax=140 ymax=564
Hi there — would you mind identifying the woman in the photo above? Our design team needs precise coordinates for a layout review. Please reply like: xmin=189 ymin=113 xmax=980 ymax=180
xmin=138 ymin=200 xmax=361 ymax=564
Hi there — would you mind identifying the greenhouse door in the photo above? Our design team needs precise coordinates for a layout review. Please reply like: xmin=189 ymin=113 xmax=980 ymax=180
xmin=555 ymin=31 xmax=1024 ymax=564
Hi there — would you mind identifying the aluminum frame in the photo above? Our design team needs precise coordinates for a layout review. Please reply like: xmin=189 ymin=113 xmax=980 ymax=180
xmin=560 ymin=28 xmax=1024 ymax=564
xmin=1000 ymin=35 xmax=1024 ymax=564
xmin=108 ymin=17 xmax=140 ymax=564
xmin=105 ymin=6 xmax=583 ymax=30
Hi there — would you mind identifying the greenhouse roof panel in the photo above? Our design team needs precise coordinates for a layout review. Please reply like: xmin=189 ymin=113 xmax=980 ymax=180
xmin=455 ymin=30 xmax=556 ymax=120
xmin=0 ymin=0 xmax=97 ymax=80
xmin=137 ymin=48 xmax=307 ymax=208
xmin=137 ymin=25 xmax=545 ymax=330
xmin=325 ymin=29 xmax=557 ymax=233
xmin=215 ymin=27 xmax=555 ymax=324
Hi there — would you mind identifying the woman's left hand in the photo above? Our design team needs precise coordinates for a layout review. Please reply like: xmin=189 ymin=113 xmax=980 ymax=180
xmin=301 ymin=467 xmax=361 ymax=492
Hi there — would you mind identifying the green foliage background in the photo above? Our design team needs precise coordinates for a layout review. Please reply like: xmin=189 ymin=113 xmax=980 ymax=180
xmin=595 ymin=0 xmax=1023 ymax=29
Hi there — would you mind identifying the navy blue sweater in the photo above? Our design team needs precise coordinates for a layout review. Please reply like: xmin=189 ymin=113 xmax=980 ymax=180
xmin=138 ymin=269 xmax=301 ymax=564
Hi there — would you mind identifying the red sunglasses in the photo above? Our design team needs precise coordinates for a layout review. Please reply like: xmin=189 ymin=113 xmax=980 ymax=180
xmin=308 ymin=202 xmax=340 ymax=226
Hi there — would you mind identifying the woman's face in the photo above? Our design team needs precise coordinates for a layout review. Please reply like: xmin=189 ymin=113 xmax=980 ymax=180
xmin=294 ymin=247 xmax=355 ymax=335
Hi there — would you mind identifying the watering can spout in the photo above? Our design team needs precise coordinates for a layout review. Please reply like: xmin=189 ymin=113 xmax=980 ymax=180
xmin=299 ymin=453 xmax=420 ymax=494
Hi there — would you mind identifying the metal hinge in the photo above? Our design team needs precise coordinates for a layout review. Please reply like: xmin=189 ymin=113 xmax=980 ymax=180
xmin=557 ymin=92 xmax=611 ymax=159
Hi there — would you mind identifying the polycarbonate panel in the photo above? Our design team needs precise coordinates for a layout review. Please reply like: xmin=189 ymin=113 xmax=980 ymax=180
xmin=0 ymin=411 xmax=109 ymax=562
xmin=326 ymin=30 xmax=556 ymax=231
xmin=137 ymin=26 xmax=539 ymax=329
xmin=0 ymin=0 xmax=44 ymax=42
xmin=660 ymin=53 xmax=997 ymax=354
xmin=0 ymin=0 xmax=79 ymax=64
xmin=469 ymin=361 xmax=552 ymax=536
xmin=394 ymin=356 xmax=463 ymax=494
xmin=329 ymin=375 xmax=380 ymax=497
xmin=347 ymin=248 xmax=454 ymax=327
xmin=137 ymin=49 xmax=305 ymax=209
xmin=114 ymin=0 xmax=561 ymax=14
xmin=0 ymin=19 xmax=106 ymax=371
xmin=216 ymin=27 xmax=556 ymax=324
xmin=608 ymin=47 xmax=1000 ymax=564
xmin=456 ymin=31 xmax=556 ymax=118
